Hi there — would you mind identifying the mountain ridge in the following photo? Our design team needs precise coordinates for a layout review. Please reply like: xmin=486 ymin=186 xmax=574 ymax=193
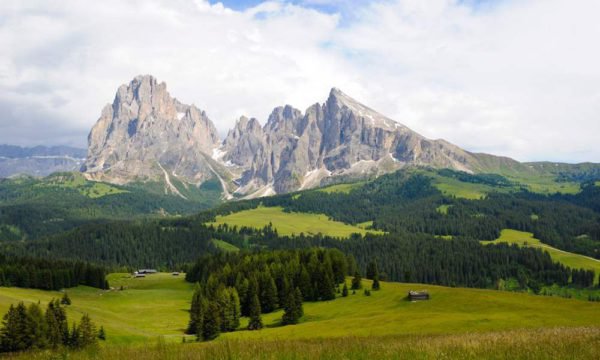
xmin=76 ymin=75 xmax=592 ymax=198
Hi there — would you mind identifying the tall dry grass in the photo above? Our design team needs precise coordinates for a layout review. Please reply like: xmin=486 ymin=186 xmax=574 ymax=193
xmin=8 ymin=326 xmax=600 ymax=360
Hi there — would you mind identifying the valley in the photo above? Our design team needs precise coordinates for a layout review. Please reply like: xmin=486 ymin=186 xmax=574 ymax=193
xmin=0 ymin=77 xmax=599 ymax=359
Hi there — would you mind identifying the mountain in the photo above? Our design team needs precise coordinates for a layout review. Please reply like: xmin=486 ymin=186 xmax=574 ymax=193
xmin=81 ymin=75 xmax=548 ymax=198
xmin=220 ymin=88 xmax=506 ymax=196
xmin=0 ymin=145 xmax=86 ymax=178
xmin=82 ymin=75 xmax=225 ymax=198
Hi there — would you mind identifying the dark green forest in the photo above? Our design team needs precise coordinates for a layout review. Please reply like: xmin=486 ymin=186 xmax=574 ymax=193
xmin=0 ymin=168 xmax=598 ymax=293
xmin=0 ymin=256 xmax=108 ymax=290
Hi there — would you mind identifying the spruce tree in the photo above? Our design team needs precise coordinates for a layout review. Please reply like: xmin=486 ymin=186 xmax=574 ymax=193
xmin=247 ymin=294 xmax=263 ymax=330
xmin=372 ymin=275 xmax=381 ymax=291
xmin=319 ymin=273 xmax=336 ymax=301
xmin=366 ymin=261 xmax=379 ymax=280
xmin=229 ymin=288 xmax=241 ymax=331
xmin=0 ymin=304 xmax=21 ymax=352
xmin=27 ymin=303 xmax=48 ymax=349
xmin=202 ymin=302 xmax=221 ymax=341
xmin=61 ymin=292 xmax=72 ymax=306
xmin=79 ymin=314 xmax=97 ymax=347
xmin=98 ymin=326 xmax=106 ymax=341
xmin=260 ymin=273 xmax=278 ymax=313
xmin=295 ymin=287 xmax=304 ymax=318
xmin=187 ymin=287 xmax=204 ymax=335
xmin=351 ymin=272 xmax=362 ymax=290
xmin=69 ymin=322 xmax=81 ymax=348
xmin=342 ymin=283 xmax=349 ymax=297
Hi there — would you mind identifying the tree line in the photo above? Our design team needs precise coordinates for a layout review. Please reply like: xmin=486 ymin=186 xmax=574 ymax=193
xmin=0 ymin=255 xmax=109 ymax=290
xmin=0 ymin=299 xmax=103 ymax=353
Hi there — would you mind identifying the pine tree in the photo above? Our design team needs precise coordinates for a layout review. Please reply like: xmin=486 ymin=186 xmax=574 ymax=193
xmin=98 ymin=326 xmax=106 ymax=341
xmin=366 ymin=261 xmax=379 ymax=280
xmin=342 ymin=283 xmax=349 ymax=297
xmin=45 ymin=303 xmax=62 ymax=348
xmin=351 ymin=272 xmax=362 ymax=290
xmin=61 ymin=292 xmax=72 ymax=305
xmin=69 ymin=322 xmax=81 ymax=348
xmin=260 ymin=273 xmax=278 ymax=313
xmin=281 ymin=287 xmax=304 ymax=326
xmin=0 ymin=304 xmax=21 ymax=352
xmin=295 ymin=287 xmax=304 ymax=318
xmin=319 ymin=272 xmax=336 ymax=301
xmin=202 ymin=302 xmax=221 ymax=341
xmin=229 ymin=288 xmax=241 ymax=331
xmin=187 ymin=287 xmax=204 ymax=335
xmin=79 ymin=313 xmax=97 ymax=347
xmin=27 ymin=303 xmax=48 ymax=349
xmin=297 ymin=266 xmax=312 ymax=301
xmin=372 ymin=275 xmax=381 ymax=291
xmin=247 ymin=294 xmax=263 ymax=330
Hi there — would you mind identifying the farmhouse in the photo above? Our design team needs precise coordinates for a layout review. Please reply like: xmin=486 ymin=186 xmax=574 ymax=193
xmin=172 ymin=272 xmax=180 ymax=276
xmin=408 ymin=290 xmax=429 ymax=301
xmin=134 ymin=273 xmax=146 ymax=278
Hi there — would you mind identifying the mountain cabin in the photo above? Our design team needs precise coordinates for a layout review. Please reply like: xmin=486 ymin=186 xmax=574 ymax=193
xmin=408 ymin=290 xmax=429 ymax=301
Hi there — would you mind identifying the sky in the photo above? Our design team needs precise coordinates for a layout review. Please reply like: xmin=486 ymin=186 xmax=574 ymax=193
xmin=0 ymin=0 xmax=599 ymax=163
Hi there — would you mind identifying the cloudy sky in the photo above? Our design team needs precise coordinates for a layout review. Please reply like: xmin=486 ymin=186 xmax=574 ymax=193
xmin=1 ymin=0 xmax=599 ymax=162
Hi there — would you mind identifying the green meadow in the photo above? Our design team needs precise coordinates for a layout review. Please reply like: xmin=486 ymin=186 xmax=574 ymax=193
xmin=431 ymin=177 xmax=491 ymax=199
xmin=317 ymin=182 xmax=364 ymax=194
xmin=40 ymin=172 xmax=127 ymax=198
xmin=211 ymin=239 xmax=240 ymax=252
xmin=436 ymin=204 xmax=452 ymax=214
xmin=208 ymin=206 xmax=381 ymax=237
xmin=1 ymin=274 xmax=599 ymax=348
xmin=481 ymin=229 xmax=600 ymax=284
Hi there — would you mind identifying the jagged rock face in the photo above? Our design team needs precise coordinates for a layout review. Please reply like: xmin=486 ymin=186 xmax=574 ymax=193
xmin=83 ymin=75 xmax=220 ymax=186
xmin=226 ymin=88 xmax=479 ymax=196
xmin=83 ymin=76 xmax=503 ymax=198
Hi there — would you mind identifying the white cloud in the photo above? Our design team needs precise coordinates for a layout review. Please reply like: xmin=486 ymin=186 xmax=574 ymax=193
xmin=0 ymin=0 xmax=598 ymax=162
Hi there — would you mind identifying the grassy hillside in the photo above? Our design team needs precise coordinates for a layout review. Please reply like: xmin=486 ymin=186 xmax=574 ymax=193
xmin=1 ymin=274 xmax=599 ymax=347
xmin=482 ymin=229 xmax=600 ymax=284
xmin=208 ymin=206 xmax=382 ymax=237
xmin=0 ymin=172 xmax=223 ymax=240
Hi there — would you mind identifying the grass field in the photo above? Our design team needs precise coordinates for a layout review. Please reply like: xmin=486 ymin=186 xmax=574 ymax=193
xmin=481 ymin=229 xmax=600 ymax=284
xmin=431 ymin=177 xmax=491 ymax=199
xmin=13 ymin=327 xmax=600 ymax=359
xmin=317 ymin=182 xmax=364 ymax=194
xmin=436 ymin=204 xmax=452 ymax=215
xmin=41 ymin=172 xmax=127 ymax=198
xmin=211 ymin=239 xmax=240 ymax=252
xmin=208 ymin=206 xmax=381 ymax=237
xmin=1 ymin=273 xmax=599 ymax=349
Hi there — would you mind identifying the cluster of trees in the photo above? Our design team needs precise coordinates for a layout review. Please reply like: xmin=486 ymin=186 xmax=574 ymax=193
xmin=0 ymin=300 xmax=102 ymax=353
xmin=0 ymin=256 xmax=109 ymax=290
xmin=571 ymin=269 xmax=596 ymax=287
xmin=185 ymin=249 xmax=355 ymax=341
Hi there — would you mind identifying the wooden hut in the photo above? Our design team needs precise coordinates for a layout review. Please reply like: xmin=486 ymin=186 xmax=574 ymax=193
xmin=408 ymin=290 xmax=429 ymax=301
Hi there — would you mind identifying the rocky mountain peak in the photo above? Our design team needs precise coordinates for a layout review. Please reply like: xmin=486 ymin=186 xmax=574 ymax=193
xmin=83 ymin=75 xmax=221 ymax=192
xmin=82 ymin=77 xmax=507 ymax=199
